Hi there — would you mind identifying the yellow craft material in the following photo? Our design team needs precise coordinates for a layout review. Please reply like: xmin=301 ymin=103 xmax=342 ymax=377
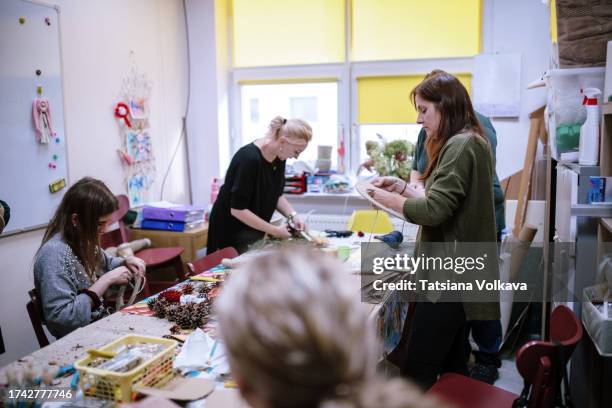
xmin=87 ymin=349 xmax=117 ymax=359
xmin=346 ymin=210 xmax=393 ymax=234
xmin=224 ymin=380 xmax=238 ymax=388
xmin=190 ymin=276 xmax=223 ymax=283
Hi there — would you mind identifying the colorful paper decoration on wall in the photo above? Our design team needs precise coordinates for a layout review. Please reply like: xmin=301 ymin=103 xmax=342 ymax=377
xmin=115 ymin=53 xmax=155 ymax=207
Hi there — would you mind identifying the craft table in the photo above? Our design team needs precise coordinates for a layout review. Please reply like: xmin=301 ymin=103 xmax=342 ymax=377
xmin=129 ymin=223 xmax=208 ymax=264
xmin=0 ymin=234 xmax=415 ymax=405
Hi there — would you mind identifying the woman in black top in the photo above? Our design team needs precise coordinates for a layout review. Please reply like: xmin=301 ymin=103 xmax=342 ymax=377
xmin=207 ymin=116 xmax=312 ymax=254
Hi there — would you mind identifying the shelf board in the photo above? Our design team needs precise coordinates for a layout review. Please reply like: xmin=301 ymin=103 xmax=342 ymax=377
xmin=571 ymin=204 xmax=612 ymax=217
xmin=603 ymin=102 xmax=612 ymax=116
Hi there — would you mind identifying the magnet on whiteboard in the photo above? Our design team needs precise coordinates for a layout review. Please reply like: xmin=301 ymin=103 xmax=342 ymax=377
xmin=53 ymin=154 xmax=58 ymax=160
xmin=55 ymin=137 xmax=60 ymax=144
xmin=49 ymin=178 xmax=66 ymax=193
xmin=45 ymin=17 xmax=51 ymax=26
xmin=37 ymin=86 xmax=43 ymax=95
xmin=19 ymin=17 xmax=25 ymax=24
xmin=48 ymin=162 xmax=57 ymax=169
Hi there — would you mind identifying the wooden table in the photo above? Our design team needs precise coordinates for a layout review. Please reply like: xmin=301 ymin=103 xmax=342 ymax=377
xmin=129 ymin=223 xmax=208 ymax=264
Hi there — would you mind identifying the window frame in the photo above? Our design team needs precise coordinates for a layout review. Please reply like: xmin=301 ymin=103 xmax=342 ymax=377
xmin=227 ymin=0 xmax=486 ymax=176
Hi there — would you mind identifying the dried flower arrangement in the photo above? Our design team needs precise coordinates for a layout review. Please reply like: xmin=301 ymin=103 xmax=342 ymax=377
xmin=147 ymin=281 xmax=222 ymax=330
xmin=360 ymin=134 xmax=414 ymax=180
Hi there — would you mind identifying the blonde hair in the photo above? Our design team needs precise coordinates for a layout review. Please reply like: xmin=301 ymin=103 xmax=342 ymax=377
xmin=216 ymin=248 xmax=446 ymax=408
xmin=267 ymin=116 xmax=313 ymax=143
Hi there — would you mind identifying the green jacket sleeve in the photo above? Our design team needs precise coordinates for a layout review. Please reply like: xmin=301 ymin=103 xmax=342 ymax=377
xmin=403 ymin=136 xmax=473 ymax=226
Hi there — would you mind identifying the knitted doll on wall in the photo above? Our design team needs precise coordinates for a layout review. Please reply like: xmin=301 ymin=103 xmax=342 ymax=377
xmin=33 ymin=98 xmax=56 ymax=144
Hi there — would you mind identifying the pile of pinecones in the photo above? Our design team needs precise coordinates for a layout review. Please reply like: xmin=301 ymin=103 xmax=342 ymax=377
xmin=147 ymin=282 xmax=221 ymax=329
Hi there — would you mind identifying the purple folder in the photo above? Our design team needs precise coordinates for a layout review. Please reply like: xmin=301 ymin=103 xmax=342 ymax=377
xmin=142 ymin=204 xmax=204 ymax=222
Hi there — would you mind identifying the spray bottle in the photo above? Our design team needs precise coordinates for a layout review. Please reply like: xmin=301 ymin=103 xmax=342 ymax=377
xmin=578 ymin=87 xmax=602 ymax=165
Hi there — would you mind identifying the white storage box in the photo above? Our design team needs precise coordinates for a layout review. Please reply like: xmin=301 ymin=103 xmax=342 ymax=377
xmin=582 ymin=284 xmax=612 ymax=356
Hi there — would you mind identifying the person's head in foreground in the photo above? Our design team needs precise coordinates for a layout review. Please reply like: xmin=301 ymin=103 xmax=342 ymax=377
xmin=216 ymin=247 xmax=446 ymax=408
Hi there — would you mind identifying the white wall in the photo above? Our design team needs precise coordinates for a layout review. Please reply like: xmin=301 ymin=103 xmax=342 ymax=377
xmin=184 ymin=0 xmax=229 ymax=206
xmin=0 ymin=0 xmax=189 ymax=366
xmin=485 ymin=0 xmax=551 ymax=179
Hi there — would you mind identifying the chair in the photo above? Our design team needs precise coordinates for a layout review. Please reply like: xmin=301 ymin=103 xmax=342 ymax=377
xmin=427 ymin=305 xmax=583 ymax=408
xmin=187 ymin=247 xmax=238 ymax=276
xmin=26 ymin=289 xmax=50 ymax=348
xmin=100 ymin=195 xmax=186 ymax=295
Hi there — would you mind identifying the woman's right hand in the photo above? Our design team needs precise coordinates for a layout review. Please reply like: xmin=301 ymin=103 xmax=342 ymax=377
xmin=372 ymin=176 xmax=406 ymax=194
xmin=268 ymin=224 xmax=292 ymax=239
xmin=101 ymin=266 xmax=133 ymax=286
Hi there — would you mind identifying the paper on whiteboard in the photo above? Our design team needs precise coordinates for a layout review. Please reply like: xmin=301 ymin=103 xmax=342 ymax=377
xmin=473 ymin=54 xmax=522 ymax=118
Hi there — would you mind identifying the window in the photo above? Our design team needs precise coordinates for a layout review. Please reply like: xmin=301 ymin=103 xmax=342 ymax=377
xmin=240 ymin=82 xmax=339 ymax=167
xmin=230 ymin=1 xmax=482 ymax=176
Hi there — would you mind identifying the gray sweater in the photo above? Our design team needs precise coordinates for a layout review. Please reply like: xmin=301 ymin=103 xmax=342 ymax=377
xmin=33 ymin=234 xmax=125 ymax=338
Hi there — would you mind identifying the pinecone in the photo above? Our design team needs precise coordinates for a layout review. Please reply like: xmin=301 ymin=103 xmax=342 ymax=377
xmin=169 ymin=324 xmax=181 ymax=335
xmin=181 ymin=283 xmax=194 ymax=295
xmin=163 ymin=304 xmax=181 ymax=322
xmin=148 ymin=297 xmax=171 ymax=319
xmin=192 ymin=302 xmax=210 ymax=327
xmin=175 ymin=304 xmax=197 ymax=329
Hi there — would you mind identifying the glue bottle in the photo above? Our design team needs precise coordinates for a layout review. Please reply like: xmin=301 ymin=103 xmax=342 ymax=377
xmin=578 ymin=87 xmax=602 ymax=166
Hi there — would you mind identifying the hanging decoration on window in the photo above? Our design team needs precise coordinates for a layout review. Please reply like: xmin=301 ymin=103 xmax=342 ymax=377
xmin=115 ymin=52 xmax=155 ymax=206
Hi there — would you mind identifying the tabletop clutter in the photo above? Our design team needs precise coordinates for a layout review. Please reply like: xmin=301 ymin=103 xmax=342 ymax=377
xmin=2 ymin=228 xmax=392 ymax=407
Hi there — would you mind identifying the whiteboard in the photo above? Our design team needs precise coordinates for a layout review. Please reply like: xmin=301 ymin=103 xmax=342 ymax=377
xmin=0 ymin=0 xmax=69 ymax=236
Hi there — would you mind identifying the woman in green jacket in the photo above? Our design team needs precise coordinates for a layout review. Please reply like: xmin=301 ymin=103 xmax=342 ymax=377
xmin=369 ymin=73 xmax=500 ymax=389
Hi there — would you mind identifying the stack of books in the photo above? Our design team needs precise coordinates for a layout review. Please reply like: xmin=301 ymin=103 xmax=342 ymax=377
xmin=140 ymin=202 xmax=205 ymax=232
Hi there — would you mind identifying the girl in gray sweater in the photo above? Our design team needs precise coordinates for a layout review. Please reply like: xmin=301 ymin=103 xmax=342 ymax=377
xmin=34 ymin=177 xmax=145 ymax=339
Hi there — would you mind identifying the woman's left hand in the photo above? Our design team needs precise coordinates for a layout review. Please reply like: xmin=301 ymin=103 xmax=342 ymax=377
xmin=368 ymin=188 xmax=406 ymax=214
xmin=292 ymin=214 xmax=306 ymax=231
xmin=125 ymin=256 xmax=146 ymax=279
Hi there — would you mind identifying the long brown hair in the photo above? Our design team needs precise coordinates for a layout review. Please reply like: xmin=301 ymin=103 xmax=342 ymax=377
xmin=41 ymin=177 xmax=117 ymax=280
xmin=411 ymin=72 xmax=486 ymax=180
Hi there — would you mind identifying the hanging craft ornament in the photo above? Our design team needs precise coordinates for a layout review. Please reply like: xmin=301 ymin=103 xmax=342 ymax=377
xmin=33 ymin=98 xmax=56 ymax=144
xmin=114 ymin=102 xmax=132 ymax=128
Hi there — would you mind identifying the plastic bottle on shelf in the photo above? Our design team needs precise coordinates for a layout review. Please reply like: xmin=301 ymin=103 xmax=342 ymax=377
xmin=578 ymin=87 xmax=602 ymax=166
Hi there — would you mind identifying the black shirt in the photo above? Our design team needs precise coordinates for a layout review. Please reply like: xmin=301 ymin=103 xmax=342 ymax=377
xmin=207 ymin=143 xmax=286 ymax=254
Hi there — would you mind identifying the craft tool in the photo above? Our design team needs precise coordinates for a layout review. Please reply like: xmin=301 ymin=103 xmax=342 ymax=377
xmin=206 ymin=338 xmax=219 ymax=367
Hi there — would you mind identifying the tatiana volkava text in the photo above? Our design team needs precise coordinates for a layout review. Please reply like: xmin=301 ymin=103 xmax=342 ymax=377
xmin=372 ymin=279 xmax=528 ymax=291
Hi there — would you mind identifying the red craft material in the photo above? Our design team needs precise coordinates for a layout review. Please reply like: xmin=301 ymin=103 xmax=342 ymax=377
xmin=114 ymin=102 xmax=132 ymax=128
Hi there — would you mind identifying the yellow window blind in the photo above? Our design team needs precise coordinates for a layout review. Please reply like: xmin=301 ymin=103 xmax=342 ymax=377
xmin=232 ymin=0 xmax=345 ymax=67
xmin=352 ymin=0 xmax=482 ymax=61
xmin=357 ymin=74 xmax=472 ymax=124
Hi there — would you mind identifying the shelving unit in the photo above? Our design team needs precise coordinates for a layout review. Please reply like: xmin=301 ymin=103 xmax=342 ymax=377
xmin=570 ymin=103 xmax=612 ymax=408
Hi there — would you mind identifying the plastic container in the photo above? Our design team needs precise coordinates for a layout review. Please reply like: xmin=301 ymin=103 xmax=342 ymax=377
xmin=578 ymin=88 xmax=602 ymax=165
xmin=546 ymin=67 xmax=605 ymax=159
xmin=74 ymin=335 xmax=177 ymax=402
